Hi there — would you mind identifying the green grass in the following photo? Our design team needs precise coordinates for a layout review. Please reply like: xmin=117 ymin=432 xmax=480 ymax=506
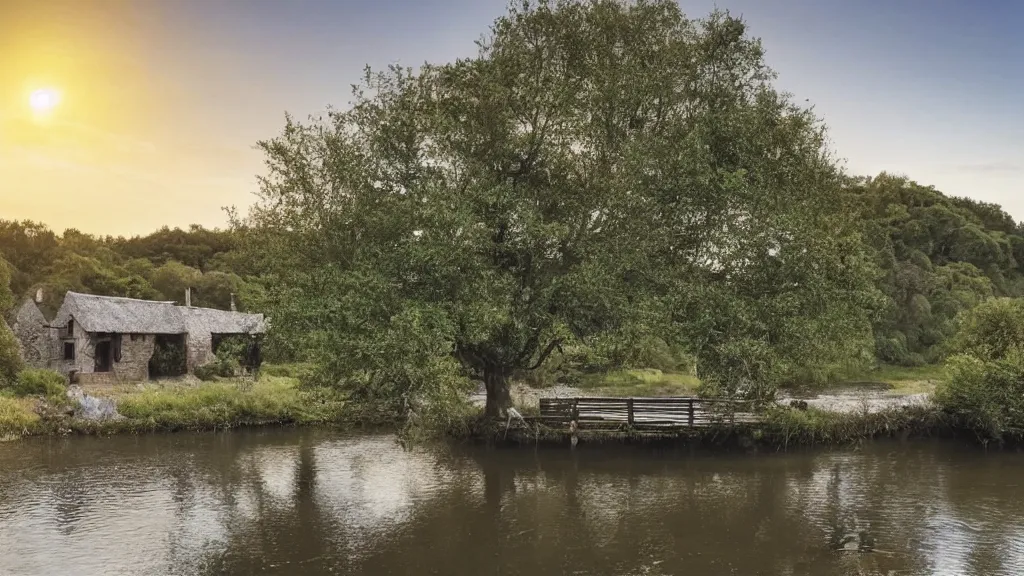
xmin=114 ymin=376 xmax=347 ymax=431
xmin=760 ymin=405 xmax=948 ymax=446
xmin=836 ymin=364 xmax=947 ymax=395
xmin=577 ymin=368 xmax=700 ymax=397
xmin=0 ymin=395 xmax=40 ymax=438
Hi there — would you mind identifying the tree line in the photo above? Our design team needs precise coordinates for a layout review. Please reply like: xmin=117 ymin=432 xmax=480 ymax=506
xmin=0 ymin=222 xmax=262 ymax=317
xmin=3 ymin=1 xmax=1023 ymax=418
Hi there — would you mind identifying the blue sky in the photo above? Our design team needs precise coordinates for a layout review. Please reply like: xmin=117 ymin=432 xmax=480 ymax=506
xmin=1 ymin=0 xmax=1021 ymax=235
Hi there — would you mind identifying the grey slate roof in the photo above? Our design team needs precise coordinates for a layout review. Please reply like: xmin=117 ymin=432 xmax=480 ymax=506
xmin=53 ymin=292 xmax=266 ymax=335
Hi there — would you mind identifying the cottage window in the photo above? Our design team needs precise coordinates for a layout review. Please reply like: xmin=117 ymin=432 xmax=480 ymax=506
xmin=130 ymin=334 xmax=144 ymax=342
xmin=63 ymin=342 xmax=75 ymax=361
xmin=67 ymin=319 xmax=74 ymax=337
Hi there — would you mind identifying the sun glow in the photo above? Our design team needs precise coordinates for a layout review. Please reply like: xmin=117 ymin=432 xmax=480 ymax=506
xmin=29 ymin=88 xmax=61 ymax=113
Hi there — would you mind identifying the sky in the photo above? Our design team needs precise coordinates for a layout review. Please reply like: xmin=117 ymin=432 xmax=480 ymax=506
xmin=1 ymin=0 xmax=1022 ymax=237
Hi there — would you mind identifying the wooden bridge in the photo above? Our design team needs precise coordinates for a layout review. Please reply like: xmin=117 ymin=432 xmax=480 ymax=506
xmin=537 ymin=396 xmax=761 ymax=430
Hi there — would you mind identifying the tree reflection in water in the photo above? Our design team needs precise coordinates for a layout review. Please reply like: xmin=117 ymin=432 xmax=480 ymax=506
xmin=2 ymin=432 xmax=1024 ymax=576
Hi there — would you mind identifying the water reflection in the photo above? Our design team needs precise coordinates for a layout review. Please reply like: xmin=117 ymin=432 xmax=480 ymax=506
xmin=1 ymin=431 xmax=1024 ymax=575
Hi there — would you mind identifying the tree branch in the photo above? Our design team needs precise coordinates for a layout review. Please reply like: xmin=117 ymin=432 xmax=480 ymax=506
xmin=527 ymin=338 xmax=563 ymax=371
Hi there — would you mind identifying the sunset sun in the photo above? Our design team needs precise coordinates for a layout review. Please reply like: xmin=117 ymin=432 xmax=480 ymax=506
xmin=28 ymin=88 xmax=61 ymax=113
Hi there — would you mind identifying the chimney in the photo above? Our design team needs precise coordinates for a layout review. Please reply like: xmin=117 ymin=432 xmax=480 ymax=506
xmin=229 ymin=293 xmax=237 ymax=312
xmin=34 ymin=288 xmax=43 ymax=304
xmin=185 ymin=287 xmax=191 ymax=307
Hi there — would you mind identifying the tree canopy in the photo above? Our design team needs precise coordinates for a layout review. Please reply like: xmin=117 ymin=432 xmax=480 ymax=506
xmin=245 ymin=0 xmax=881 ymax=415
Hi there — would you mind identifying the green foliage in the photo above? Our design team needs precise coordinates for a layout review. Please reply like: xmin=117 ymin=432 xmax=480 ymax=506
xmin=115 ymin=377 xmax=347 ymax=429
xmin=762 ymin=405 xmax=943 ymax=446
xmin=851 ymin=174 xmax=1024 ymax=365
xmin=935 ymin=353 xmax=1024 ymax=438
xmin=245 ymin=0 xmax=879 ymax=415
xmin=0 ymin=222 xmax=261 ymax=320
xmin=577 ymin=368 xmax=700 ymax=397
xmin=0 ymin=396 xmax=39 ymax=437
xmin=948 ymin=297 xmax=1024 ymax=362
xmin=149 ymin=260 xmax=202 ymax=304
xmin=193 ymin=363 xmax=223 ymax=382
xmin=933 ymin=298 xmax=1024 ymax=438
xmin=260 ymin=363 xmax=315 ymax=380
xmin=0 ymin=262 xmax=24 ymax=386
xmin=193 ymin=338 xmax=248 ymax=381
xmin=149 ymin=339 xmax=187 ymax=378
xmin=12 ymin=369 xmax=67 ymax=398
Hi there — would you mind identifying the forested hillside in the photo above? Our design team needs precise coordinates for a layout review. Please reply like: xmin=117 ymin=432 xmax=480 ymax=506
xmin=851 ymin=174 xmax=1024 ymax=366
xmin=0 ymin=222 xmax=260 ymax=317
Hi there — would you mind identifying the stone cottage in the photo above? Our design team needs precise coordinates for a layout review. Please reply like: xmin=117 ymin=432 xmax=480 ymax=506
xmin=12 ymin=291 xmax=266 ymax=385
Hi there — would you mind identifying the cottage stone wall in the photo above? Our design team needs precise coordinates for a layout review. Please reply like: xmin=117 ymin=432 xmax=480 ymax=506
xmin=186 ymin=331 xmax=214 ymax=372
xmin=112 ymin=335 xmax=155 ymax=381
xmin=54 ymin=328 xmax=95 ymax=379
xmin=10 ymin=300 xmax=52 ymax=369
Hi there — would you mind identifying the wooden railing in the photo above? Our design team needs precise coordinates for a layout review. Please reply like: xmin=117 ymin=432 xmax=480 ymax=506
xmin=538 ymin=396 xmax=760 ymax=429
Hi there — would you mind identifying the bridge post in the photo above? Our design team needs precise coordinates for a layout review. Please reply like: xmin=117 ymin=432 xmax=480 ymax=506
xmin=627 ymin=398 xmax=634 ymax=426
xmin=688 ymin=399 xmax=695 ymax=427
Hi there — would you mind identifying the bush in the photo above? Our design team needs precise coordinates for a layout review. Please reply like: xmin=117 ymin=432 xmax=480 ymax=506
xmin=12 ymin=369 xmax=67 ymax=398
xmin=950 ymin=298 xmax=1024 ymax=362
xmin=935 ymin=351 xmax=1024 ymax=438
xmin=0 ymin=396 xmax=39 ymax=436
xmin=194 ymin=358 xmax=239 ymax=381
xmin=193 ymin=363 xmax=220 ymax=381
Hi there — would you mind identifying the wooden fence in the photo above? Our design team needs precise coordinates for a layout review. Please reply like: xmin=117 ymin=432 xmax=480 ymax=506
xmin=537 ymin=396 xmax=761 ymax=429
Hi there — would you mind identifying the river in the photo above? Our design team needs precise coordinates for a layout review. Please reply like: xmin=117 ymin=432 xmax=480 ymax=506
xmin=1 ymin=430 xmax=1023 ymax=576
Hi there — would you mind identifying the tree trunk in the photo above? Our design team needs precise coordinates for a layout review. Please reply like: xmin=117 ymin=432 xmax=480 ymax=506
xmin=483 ymin=367 xmax=511 ymax=419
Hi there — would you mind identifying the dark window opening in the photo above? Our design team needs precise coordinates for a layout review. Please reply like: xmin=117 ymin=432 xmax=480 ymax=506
xmin=67 ymin=319 xmax=74 ymax=337
xmin=130 ymin=334 xmax=145 ymax=342
xmin=95 ymin=340 xmax=112 ymax=372
xmin=63 ymin=342 xmax=75 ymax=361
xmin=149 ymin=334 xmax=187 ymax=378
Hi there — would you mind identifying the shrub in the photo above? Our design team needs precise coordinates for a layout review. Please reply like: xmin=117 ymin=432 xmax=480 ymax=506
xmin=935 ymin=351 xmax=1024 ymax=438
xmin=193 ymin=363 xmax=220 ymax=382
xmin=950 ymin=298 xmax=1024 ymax=362
xmin=12 ymin=369 xmax=67 ymax=398
xmin=194 ymin=356 xmax=242 ymax=382
xmin=0 ymin=396 xmax=39 ymax=436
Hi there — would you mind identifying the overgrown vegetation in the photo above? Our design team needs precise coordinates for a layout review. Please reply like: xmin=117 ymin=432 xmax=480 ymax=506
xmin=933 ymin=299 xmax=1024 ymax=439
xmin=0 ymin=396 xmax=38 ymax=438
xmin=12 ymin=369 xmax=67 ymax=398
xmin=116 ymin=377 xmax=346 ymax=430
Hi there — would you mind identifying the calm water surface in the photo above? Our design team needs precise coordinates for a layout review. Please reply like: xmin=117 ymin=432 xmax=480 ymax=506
xmin=2 ymin=430 xmax=1024 ymax=575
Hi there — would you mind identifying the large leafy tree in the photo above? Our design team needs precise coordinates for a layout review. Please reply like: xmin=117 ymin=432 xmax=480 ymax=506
xmin=246 ymin=0 xmax=879 ymax=416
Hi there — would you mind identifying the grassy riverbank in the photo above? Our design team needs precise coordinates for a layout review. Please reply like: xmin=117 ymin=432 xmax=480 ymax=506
xmin=0 ymin=374 xmax=351 ymax=439
xmin=0 ymin=362 xmax=986 ymax=450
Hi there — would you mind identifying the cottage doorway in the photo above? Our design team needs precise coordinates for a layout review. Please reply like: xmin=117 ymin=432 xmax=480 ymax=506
xmin=95 ymin=341 xmax=112 ymax=372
